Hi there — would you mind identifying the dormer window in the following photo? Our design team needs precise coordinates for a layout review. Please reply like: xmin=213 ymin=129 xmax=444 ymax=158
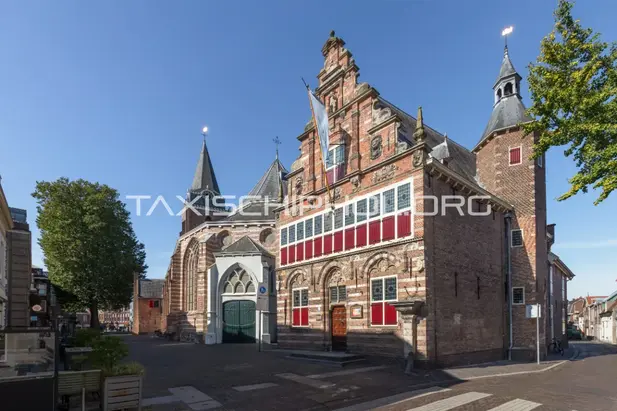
xmin=504 ymin=82 xmax=513 ymax=96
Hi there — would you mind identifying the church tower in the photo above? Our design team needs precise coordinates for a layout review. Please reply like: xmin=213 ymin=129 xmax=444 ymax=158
xmin=474 ymin=46 xmax=548 ymax=360
xmin=181 ymin=136 xmax=224 ymax=234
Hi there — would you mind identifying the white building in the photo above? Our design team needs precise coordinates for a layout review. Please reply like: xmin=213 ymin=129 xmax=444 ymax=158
xmin=599 ymin=291 xmax=617 ymax=344
xmin=205 ymin=236 xmax=276 ymax=345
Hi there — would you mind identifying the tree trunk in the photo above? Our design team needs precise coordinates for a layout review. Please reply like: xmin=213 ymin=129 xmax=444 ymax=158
xmin=90 ymin=303 xmax=100 ymax=329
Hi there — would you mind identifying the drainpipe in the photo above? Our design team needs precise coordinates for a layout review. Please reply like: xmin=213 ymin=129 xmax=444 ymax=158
xmin=505 ymin=212 xmax=513 ymax=360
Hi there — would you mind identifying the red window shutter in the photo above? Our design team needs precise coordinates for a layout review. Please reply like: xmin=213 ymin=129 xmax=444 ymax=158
xmin=292 ymin=308 xmax=300 ymax=326
xmin=314 ymin=237 xmax=323 ymax=257
xmin=384 ymin=302 xmax=397 ymax=325
xmin=356 ymin=224 xmax=367 ymax=247
xmin=344 ymin=228 xmax=355 ymax=251
xmin=281 ymin=247 xmax=288 ymax=265
xmin=296 ymin=242 xmax=304 ymax=262
xmin=510 ymin=147 xmax=521 ymax=165
xmin=397 ymin=212 xmax=411 ymax=238
xmin=149 ymin=300 xmax=153 ymax=308
xmin=369 ymin=220 xmax=381 ymax=245
xmin=301 ymin=307 xmax=309 ymax=326
xmin=323 ymin=234 xmax=333 ymax=255
xmin=333 ymin=231 xmax=343 ymax=253
xmin=371 ymin=303 xmax=383 ymax=325
xmin=289 ymin=246 xmax=296 ymax=264
xmin=382 ymin=216 xmax=395 ymax=241
xmin=305 ymin=239 xmax=313 ymax=260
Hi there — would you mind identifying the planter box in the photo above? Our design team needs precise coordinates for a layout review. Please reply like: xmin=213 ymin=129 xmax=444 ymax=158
xmin=103 ymin=374 xmax=142 ymax=411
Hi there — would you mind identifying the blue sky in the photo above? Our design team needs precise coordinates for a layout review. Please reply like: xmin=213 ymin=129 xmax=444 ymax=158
xmin=1 ymin=0 xmax=615 ymax=298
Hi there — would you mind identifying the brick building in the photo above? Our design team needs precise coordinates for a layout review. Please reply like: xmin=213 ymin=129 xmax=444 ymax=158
xmin=132 ymin=278 xmax=164 ymax=334
xmin=162 ymin=32 xmax=574 ymax=366
xmin=274 ymin=32 xmax=572 ymax=366
xmin=161 ymin=137 xmax=285 ymax=344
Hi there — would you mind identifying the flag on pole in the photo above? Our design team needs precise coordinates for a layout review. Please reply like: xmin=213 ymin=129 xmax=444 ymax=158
xmin=308 ymin=89 xmax=330 ymax=165
xmin=305 ymin=84 xmax=334 ymax=207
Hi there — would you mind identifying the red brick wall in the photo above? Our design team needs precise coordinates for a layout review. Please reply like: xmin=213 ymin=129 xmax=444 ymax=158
xmin=136 ymin=298 xmax=163 ymax=334
xmin=423 ymin=175 xmax=506 ymax=366
xmin=476 ymin=128 xmax=548 ymax=360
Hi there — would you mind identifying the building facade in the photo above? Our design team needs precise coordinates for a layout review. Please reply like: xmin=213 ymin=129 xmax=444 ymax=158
xmin=132 ymin=278 xmax=164 ymax=334
xmin=161 ymin=33 xmax=574 ymax=366
xmin=6 ymin=207 xmax=32 ymax=328
xmin=274 ymin=32 xmax=565 ymax=366
xmin=0 ymin=181 xmax=12 ymax=329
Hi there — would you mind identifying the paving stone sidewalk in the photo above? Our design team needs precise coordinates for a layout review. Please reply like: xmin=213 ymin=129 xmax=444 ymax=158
xmin=441 ymin=344 xmax=578 ymax=380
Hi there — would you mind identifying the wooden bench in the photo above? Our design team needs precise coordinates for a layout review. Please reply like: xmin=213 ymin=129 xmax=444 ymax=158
xmin=58 ymin=370 xmax=101 ymax=411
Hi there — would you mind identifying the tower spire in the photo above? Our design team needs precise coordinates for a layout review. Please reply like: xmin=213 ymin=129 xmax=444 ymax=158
xmin=191 ymin=126 xmax=220 ymax=194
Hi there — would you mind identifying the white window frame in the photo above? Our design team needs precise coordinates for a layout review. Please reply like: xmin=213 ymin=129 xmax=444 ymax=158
xmin=512 ymin=286 xmax=525 ymax=305
xmin=329 ymin=285 xmax=347 ymax=304
xmin=326 ymin=144 xmax=345 ymax=170
xmin=292 ymin=287 xmax=309 ymax=328
xmin=370 ymin=275 xmax=398 ymax=327
xmin=279 ymin=177 xmax=414 ymax=265
xmin=509 ymin=146 xmax=522 ymax=166
xmin=537 ymin=154 xmax=543 ymax=168
xmin=511 ymin=229 xmax=524 ymax=248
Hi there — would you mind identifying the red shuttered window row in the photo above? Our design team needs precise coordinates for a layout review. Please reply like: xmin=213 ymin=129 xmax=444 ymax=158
xmin=279 ymin=180 xmax=414 ymax=266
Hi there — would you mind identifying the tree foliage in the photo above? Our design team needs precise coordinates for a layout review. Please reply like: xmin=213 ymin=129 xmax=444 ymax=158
xmin=523 ymin=0 xmax=617 ymax=204
xmin=32 ymin=178 xmax=147 ymax=327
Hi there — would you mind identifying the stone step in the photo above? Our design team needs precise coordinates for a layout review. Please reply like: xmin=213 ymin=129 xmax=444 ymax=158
xmin=286 ymin=351 xmax=366 ymax=367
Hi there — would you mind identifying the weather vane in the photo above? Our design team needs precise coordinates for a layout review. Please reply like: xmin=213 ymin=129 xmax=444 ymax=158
xmin=201 ymin=126 xmax=209 ymax=141
xmin=502 ymin=26 xmax=514 ymax=50
xmin=273 ymin=136 xmax=282 ymax=159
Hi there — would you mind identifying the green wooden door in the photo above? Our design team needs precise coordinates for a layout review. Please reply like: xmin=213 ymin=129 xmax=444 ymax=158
xmin=222 ymin=300 xmax=256 ymax=343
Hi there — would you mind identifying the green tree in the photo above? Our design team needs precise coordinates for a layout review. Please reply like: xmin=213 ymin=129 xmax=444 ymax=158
xmin=32 ymin=178 xmax=147 ymax=328
xmin=523 ymin=0 xmax=617 ymax=204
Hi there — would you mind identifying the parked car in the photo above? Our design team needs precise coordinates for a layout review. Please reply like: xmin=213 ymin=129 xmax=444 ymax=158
xmin=567 ymin=325 xmax=583 ymax=340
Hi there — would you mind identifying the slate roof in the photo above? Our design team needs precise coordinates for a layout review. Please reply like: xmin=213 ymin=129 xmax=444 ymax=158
xmin=191 ymin=140 xmax=221 ymax=194
xmin=139 ymin=279 xmax=164 ymax=299
xmin=480 ymin=95 xmax=532 ymax=142
xmin=216 ymin=235 xmax=273 ymax=257
xmin=494 ymin=47 xmax=520 ymax=86
xmin=248 ymin=158 xmax=288 ymax=200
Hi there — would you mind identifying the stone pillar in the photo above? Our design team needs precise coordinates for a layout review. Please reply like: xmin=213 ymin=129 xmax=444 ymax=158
xmin=390 ymin=300 xmax=424 ymax=374
xmin=205 ymin=266 xmax=218 ymax=345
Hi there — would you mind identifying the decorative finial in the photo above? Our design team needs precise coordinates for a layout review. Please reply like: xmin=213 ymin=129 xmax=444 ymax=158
xmin=201 ymin=126 xmax=208 ymax=142
xmin=444 ymin=132 xmax=448 ymax=140
xmin=413 ymin=106 xmax=425 ymax=142
xmin=330 ymin=30 xmax=336 ymax=38
xmin=273 ymin=136 xmax=282 ymax=160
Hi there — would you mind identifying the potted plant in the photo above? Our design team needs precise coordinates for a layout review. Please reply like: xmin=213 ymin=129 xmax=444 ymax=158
xmin=90 ymin=336 xmax=145 ymax=411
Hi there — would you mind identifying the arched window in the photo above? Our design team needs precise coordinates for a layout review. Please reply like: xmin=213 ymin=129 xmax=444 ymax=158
xmin=223 ymin=268 xmax=256 ymax=295
xmin=184 ymin=242 xmax=199 ymax=311
xmin=504 ymin=82 xmax=513 ymax=96
xmin=496 ymin=89 xmax=502 ymax=99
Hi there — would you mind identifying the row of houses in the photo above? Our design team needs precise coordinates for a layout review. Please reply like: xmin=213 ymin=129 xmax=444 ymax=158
xmin=569 ymin=292 xmax=617 ymax=343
